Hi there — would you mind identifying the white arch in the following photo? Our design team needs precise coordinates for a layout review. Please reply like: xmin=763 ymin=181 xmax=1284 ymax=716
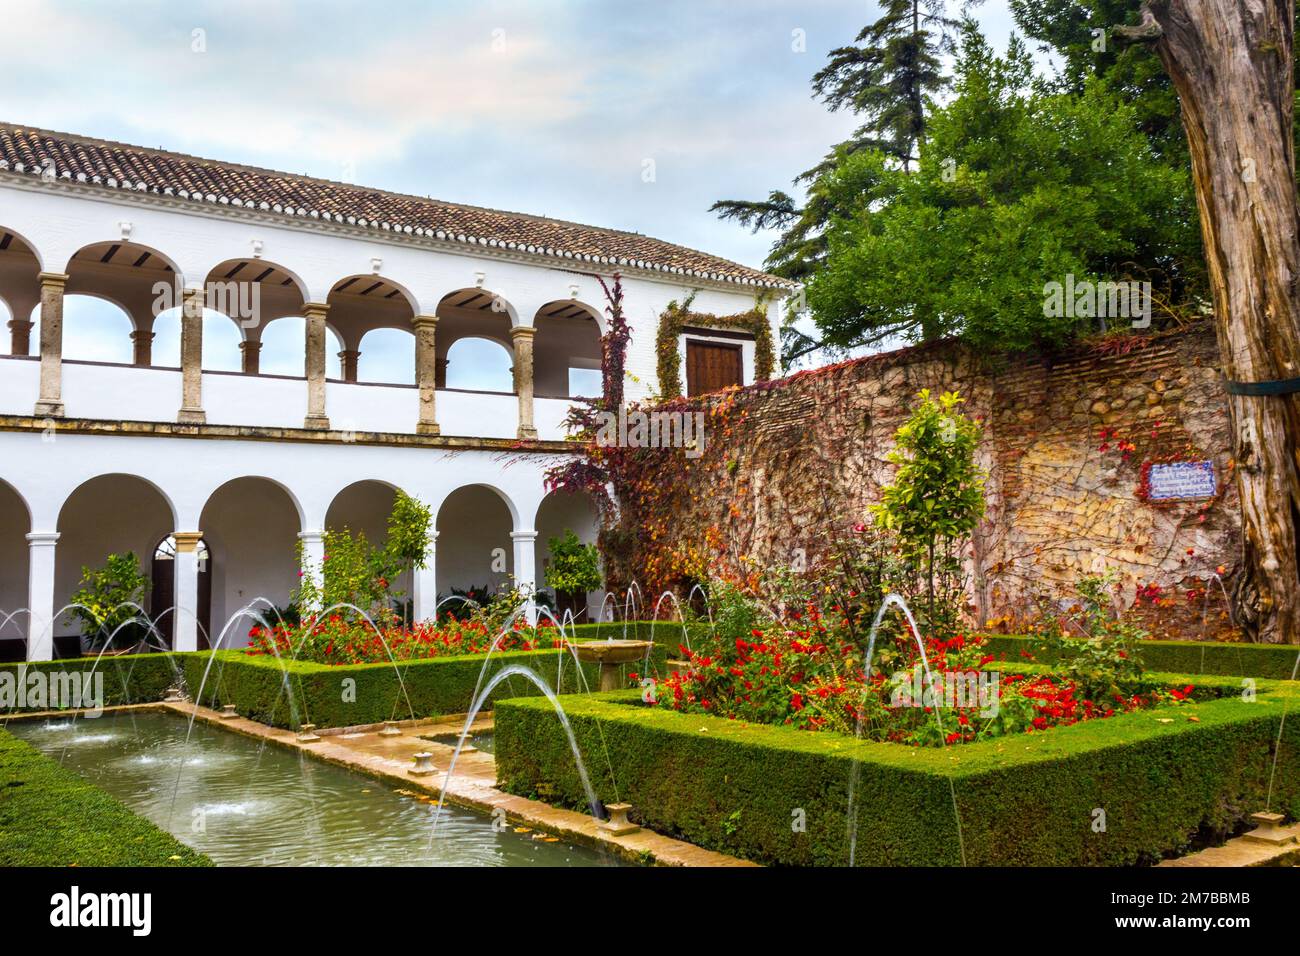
xmin=0 ymin=223 xmax=46 ymax=272
xmin=205 ymin=257 xmax=311 ymax=305
xmin=198 ymin=475 xmax=307 ymax=531
xmin=56 ymin=472 xmax=179 ymax=530
xmin=329 ymin=273 xmax=420 ymax=316
xmin=433 ymin=481 xmax=521 ymax=529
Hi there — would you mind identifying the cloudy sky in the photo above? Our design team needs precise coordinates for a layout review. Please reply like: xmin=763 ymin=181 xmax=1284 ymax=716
xmin=0 ymin=0 xmax=1025 ymax=380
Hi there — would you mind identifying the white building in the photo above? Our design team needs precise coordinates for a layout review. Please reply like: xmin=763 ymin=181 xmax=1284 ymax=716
xmin=0 ymin=124 xmax=788 ymax=661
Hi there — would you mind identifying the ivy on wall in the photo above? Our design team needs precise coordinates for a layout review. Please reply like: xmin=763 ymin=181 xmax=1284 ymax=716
xmin=656 ymin=294 xmax=776 ymax=399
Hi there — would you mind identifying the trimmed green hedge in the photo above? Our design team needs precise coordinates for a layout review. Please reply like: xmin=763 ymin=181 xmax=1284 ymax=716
xmin=983 ymin=634 xmax=1300 ymax=680
xmin=494 ymin=672 xmax=1300 ymax=866
xmin=0 ymin=728 xmax=210 ymax=866
xmin=181 ymin=638 xmax=667 ymax=730
xmin=2 ymin=628 xmax=670 ymax=727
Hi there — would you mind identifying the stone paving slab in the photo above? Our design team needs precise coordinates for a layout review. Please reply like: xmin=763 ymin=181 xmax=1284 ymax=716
xmin=163 ymin=701 xmax=755 ymax=867
xmin=1158 ymin=821 xmax=1300 ymax=867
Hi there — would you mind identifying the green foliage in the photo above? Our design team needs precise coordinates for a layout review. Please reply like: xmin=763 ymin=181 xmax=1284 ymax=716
xmin=387 ymin=490 xmax=434 ymax=570
xmin=544 ymin=530 xmax=602 ymax=596
xmin=872 ymin=389 xmax=985 ymax=633
xmin=294 ymin=491 xmax=433 ymax=623
xmin=66 ymin=551 xmax=150 ymax=648
xmin=1030 ymin=572 xmax=1160 ymax=703
xmin=0 ymin=728 xmax=210 ymax=866
xmin=495 ymin=676 xmax=1300 ymax=866
xmin=808 ymin=26 xmax=1201 ymax=353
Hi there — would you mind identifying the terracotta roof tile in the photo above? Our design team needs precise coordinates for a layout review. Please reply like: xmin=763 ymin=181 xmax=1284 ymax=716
xmin=0 ymin=124 xmax=791 ymax=289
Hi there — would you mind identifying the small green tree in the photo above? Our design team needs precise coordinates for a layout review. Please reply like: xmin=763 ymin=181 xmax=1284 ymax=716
xmin=294 ymin=491 xmax=433 ymax=623
xmin=544 ymin=530 xmax=602 ymax=618
xmin=67 ymin=551 xmax=150 ymax=649
xmin=387 ymin=490 xmax=433 ymax=621
xmin=871 ymin=389 xmax=985 ymax=632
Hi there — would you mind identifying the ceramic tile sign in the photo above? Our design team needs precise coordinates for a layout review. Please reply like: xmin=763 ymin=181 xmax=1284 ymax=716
xmin=1147 ymin=460 xmax=1217 ymax=502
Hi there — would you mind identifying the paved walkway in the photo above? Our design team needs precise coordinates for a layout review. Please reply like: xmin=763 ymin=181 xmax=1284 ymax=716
xmin=161 ymin=702 xmax=754 ymax=867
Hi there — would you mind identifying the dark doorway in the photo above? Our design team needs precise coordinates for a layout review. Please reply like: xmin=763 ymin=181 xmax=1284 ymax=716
xmin=151 ymin=535 xmax=212 ymax=649
xmin=686 ymin=339 xmax=744 ymax=396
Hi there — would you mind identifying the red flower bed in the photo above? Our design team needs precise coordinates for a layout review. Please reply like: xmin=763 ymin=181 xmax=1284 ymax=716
xmin=245 ymin=615 xmax=561 ymax=665
xmin=645 ymin=611 xmax=1186 ymax=747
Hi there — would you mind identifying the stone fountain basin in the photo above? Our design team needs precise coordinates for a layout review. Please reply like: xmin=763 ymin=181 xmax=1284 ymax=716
xmin=572 ymin=639 xmax=653 ymax=664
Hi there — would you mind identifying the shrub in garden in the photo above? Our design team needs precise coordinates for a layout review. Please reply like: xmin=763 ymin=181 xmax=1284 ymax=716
xmin=65 ymin=551 xmax=151 ymax=650
xmin=544 ymin=529 xmax=602 ymax=620
xmin=871 ymin=388 xmax=985 ymax=640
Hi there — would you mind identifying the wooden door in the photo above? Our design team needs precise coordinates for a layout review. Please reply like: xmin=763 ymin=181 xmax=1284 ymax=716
xmin=685 ymin=340 xmax=743 ymax=396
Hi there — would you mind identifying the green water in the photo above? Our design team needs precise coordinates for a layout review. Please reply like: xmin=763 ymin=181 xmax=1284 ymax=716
xmin=10 ymin=712 xmax=616 ymax=867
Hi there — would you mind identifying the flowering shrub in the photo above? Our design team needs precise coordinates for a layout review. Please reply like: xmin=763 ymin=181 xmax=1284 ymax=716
xmin=647 ymin=601 xmax=1187 ymax=747
xmin=245 ymin=615 xmax=561 ymax=665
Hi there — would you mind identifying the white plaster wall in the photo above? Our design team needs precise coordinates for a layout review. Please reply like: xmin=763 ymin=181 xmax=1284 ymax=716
xmin=436 ymin=390 xmax=519 ymax=440
xmin=0 ymin=479 xmax=29 ymax=643
xmin=204 ymin=373 xmax=307 ymax=429
xmin=0 ymin=356 xmax=39 ymax=416
xmin=435 ymin=484 xmax=514 ymax=596
xmin=63 ymin=362 xmax=179 ymax=422
xmin=200 ymin=476 xmax=302 ymax=647
xmin=326 ymin=381 xmax=417 ymax=436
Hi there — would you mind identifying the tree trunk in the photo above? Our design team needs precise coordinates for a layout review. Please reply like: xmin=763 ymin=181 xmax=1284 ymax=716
xmin=1120 ymin=1 xmax=1300 ymax=643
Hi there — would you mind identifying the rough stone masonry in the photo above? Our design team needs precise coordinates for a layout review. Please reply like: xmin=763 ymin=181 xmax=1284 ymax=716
xmin=626 ymin=322 xmax=1240 ymax=640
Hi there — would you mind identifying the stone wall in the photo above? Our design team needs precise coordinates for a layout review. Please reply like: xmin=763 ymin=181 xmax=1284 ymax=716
xmin=623 ymin=323 xmax=1240 ymax=639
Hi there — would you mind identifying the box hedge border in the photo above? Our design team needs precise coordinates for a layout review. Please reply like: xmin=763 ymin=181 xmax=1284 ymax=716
xmin=493 ymin=671 xmax=1300 ymax=867
xmin=0 ymin=727 xmax=210 ymax=866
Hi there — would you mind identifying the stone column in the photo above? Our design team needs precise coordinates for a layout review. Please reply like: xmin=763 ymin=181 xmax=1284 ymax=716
xmin=298 ymin=530 xmax=326 ymax=609
xmin=172 ymin=531 xmax=204 ymax=652
xmin=413 ymin=531 xmax=439 ymax=622
xmin=303 ymin=303 xmax=331 ymax=429
xmin=511 ymin=529 xmax=538 ymax=625
xmin=131 ymin=329 xmax=155 ymax=367
xmin=435 ymin=356 xmax=448 ymax=389
xmin=413 ymin=314 xmax=440 ymax=435
xmin=33 ymin=272 xmax=70 ymax=417
xmin=510 ymin=325 xmax=538 ymax=439
xmin=240 ymin=339 xmax=262 ymax=375
xmin=8 ymin=319 xmax=33 ymax=356
xmin=177 ymin=286 xmax=206 ymax=424
xmin=339 ymin=348 xmax=360 ymax=383
xmin=25 ymin=532 xmax=59 ymax=662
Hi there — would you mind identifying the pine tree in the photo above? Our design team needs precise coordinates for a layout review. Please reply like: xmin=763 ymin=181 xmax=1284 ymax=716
xmin=711 ymin=2 xmax=974 ymax=367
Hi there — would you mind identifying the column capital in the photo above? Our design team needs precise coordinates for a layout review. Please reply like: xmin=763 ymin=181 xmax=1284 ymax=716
xmin=239 ymin=339 xmax=263 ymax=353
xmin=509 ymin=324 xmax=536 ymax=340
xmin=413 ymin=314 xmax=439 ymax=330
xmin=25 ymin=531 xmax=60 ymax=546
xmin=509 ymin=529 xmax=538 ymax=541
xmin=298 ymin=530 xmax=326 ymax=544
xmin=36 ymin=272 xmax=70 ymax=289
xmin=173 ymin=531 xmax=204 ymax=553
xmin=8 ymin=319 xmax=33 ymax=331
xmin=302 ymin=301 xmax=331 ymax=318
xmin=130 ymin=329 xmax=156 ymax=342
